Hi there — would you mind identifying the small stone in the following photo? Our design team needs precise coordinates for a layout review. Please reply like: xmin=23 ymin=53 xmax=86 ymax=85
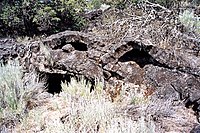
xmin=62 ymin=44 xmax=75 ymax=53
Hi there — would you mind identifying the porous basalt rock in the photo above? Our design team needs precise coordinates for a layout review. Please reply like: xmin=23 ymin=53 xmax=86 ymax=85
xmin=0 ymin=38 xmax=25 ymax=62
xmin=62 ymin=44 xmax=75 ymax=53
xmin=0 ymin=4 xmax=200 ymax=132
xmin=1 ymin=30 xmax=199 ymax=110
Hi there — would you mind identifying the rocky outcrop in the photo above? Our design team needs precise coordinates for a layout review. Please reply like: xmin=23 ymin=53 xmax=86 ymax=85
xmin=2 ymin=29 xmax=197 ymax=116
xmin=0 ymin=28 xmax=199 ymax=109
xmin=0 ymin=38 xmax=25 ymax=62
xmin=0 ymin=4 xmax=200 ymax=132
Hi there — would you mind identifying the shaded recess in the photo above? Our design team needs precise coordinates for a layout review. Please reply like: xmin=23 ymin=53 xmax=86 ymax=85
xmin=118 ymin=43 xmax=168 ymax=68
xmin=46 ymin=73 xmax=71 ymax=94
xmin=45 ymin=72 xmax=95 ymax=94
xmin=185 ymin=98 xmax=200 ymax=114
xmin=103 ymin=70 xmax=124 ymax=80
xmin=70 ymin=41 xmax=88 ymax=51
xmin=59 ymin=38 xmax=88 ymax=51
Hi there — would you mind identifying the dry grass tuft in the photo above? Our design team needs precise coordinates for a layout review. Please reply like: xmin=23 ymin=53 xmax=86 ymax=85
xmin=0 ymin=60 xmax=46 ymax=131
xmin=15 ymin=77 xmax=155 ymax=133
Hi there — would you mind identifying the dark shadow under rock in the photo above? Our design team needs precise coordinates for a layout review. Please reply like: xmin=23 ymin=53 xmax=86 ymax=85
xmin=118 ymin=43 xmax=170 ymax=69
xmin=190 ymin=125 xmax=200 ymax=133
xmin=46 ymin=73 xmax=71 ymax=94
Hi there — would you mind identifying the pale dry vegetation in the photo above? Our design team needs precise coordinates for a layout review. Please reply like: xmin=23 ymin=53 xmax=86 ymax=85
xmin=0 ymin=60 xmax=156 ymax=133
xmin=11 ymin=76 xmax=156 ymax=133
xmin=179 ymin=10 xmax=200 ymax=34
xmin=2 ymin=1 xmax=198 ymax=132
xmin=0 ymin=60 xmax=45 ymax=132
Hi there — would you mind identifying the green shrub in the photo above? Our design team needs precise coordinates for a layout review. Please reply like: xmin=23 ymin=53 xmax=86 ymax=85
xmin=87 ymin=0 xmax=103 ymax=10
xmin=0 ymin=60 xmax=45 ymax=119
xmin=0 ymin=60 xmax=24 ymax=114
xmin=103 ymin=0 xmax=140 ymax=9
xmin=18 ymin=77 xmax=156 ymax=132
xmin=179 ymin=10 xmax=200 ymax=34
xmin=33 ymin=6 xmax=60 ymax=32
xmin=0 ymin=0 xmax=87 ymax=36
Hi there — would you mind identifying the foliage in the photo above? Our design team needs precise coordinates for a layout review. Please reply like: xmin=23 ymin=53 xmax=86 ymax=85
xmin=16 ymin=77 xmax=155 ymax=132
xmin=61 ymin=77 xmax=103 ymax=98
xmin=0 ymin=60 xmax=45 ymax=120
xmin=103 ymin=0 xmax=141 ymax=9
xmin=179 ymin=10 xmax=200 ymax=34
xmin=61 ymin=77 xmax=91 ymax=97
xmin=87 ymin=0 xmax=103 ymax=10
xmin=33 ymin=6 xmax=59 ymax=32
xmin=0 ymin=4 xmax=20 ymax=27
xmin=0 ymin=0 xmax=87 ymax=36
xmin=1 ymin=0 xmax=200 ymax=37
xmin=0 ymin=60 xmax=24 ymax=115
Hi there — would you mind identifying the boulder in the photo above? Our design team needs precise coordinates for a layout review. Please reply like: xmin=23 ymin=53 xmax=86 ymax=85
xmin=0 ymin=4 xmax=200 ymax=132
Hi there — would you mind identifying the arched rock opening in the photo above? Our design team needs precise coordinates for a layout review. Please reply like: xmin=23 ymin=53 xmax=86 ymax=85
xmin=60 ymin=38 xmax=88 ymax=51
xmin=70 ymin=41 xmax=88 ymax=51
xmin=118 ymin=43 xmax=168 ymax=68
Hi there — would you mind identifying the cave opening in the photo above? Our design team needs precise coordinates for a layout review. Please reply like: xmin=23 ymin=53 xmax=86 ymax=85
xmin=118 ymin=43 xmax=165 ymax=68
xmin=70 ymin=41 xmax=88 ymax=51
xmin=57 ymin=38 xmax=88 ymax=51
xmin=118 ymin=47 xmax=155 ymax=68
xmin=46 ymin=73 xmax=71 ymax=94
xmin=45 ymin=73 xmax=95 ymax=94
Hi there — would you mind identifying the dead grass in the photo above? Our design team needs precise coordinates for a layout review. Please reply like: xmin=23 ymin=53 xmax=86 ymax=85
xmin=0 ymin=60 xmax=46 ymax=132
xmin=0 ymin=60 xmax=155 ymax=132
xmin=14 ymin=77 xmax=155 ymax=133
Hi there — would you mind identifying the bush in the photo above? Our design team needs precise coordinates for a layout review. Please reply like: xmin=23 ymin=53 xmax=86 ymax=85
xmin=0 ymin=60 xmax=24 ymax=115
xmin=0 ymin=1 xmax=39 ymax=36
xmin=87 ymin=0 xmax=103 ymax=10
xmin=33 ymin=0 xmax=87 ymax=33
xmin=0 ymin=0 xmax=87 ymax=36
xmin=179 ymin=10 xmax=200 ymax=34
xmin=0 ymin=60 xmax=45 ymax=120
xmin=102 ymin=0 xmax=140 ymax=9
xmin=17 ymin=77 xmax=155 ymax=132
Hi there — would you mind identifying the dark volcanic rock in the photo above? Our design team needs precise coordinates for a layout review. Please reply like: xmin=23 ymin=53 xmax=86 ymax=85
xmin=1 ymin=31 xmax=199 ymax=110
xmin=0 ymin=38 xmax=25 ymax=62
xmin=0 ymin=3 xmax=200 ymax=132
xmin=149 ymin=46 xmax=200 ymax=77
xmin=144 ymin=65 xmax=200 ymax=105
xmin=62 ymin=44 xmax=75 ymax=53
xmin=32 ymin=31 xmax=200 ymax=129
xmin=0 ymin=30 xmax=200 ymax=107
xmin=23 ymin=30 xmax=199 ymax=116
xmin=0 ymin=6 xmax=200 ymax=132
